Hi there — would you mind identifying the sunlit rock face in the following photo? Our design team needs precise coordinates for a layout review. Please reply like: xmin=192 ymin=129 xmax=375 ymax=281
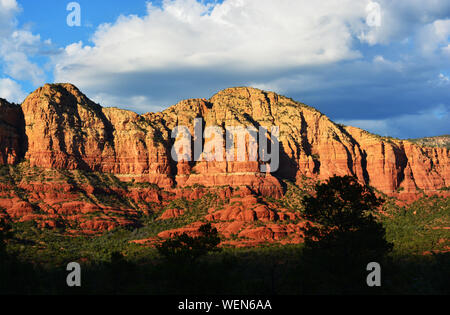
xmin=0 ymin=83 xmax=448 ymax=241
xmin=5 ymin=83 xmax=445 ymax=194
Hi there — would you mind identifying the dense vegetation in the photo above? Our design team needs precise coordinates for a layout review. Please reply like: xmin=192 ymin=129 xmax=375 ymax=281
xmin=0 ymin=175 xmax=449 ymax=294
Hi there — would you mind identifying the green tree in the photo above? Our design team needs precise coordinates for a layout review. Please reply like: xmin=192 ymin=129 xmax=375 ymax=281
xmin=157 ymin=223 xmax=221 ymax=263
xmin=302 ymin=175 xmax=392 ymax=258
xmin=299 ymin=176 xmax=393 ymax=293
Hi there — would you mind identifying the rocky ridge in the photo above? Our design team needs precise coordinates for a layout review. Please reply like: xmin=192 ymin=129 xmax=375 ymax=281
xmin=0 ymin=83 xmax=448 ymax=245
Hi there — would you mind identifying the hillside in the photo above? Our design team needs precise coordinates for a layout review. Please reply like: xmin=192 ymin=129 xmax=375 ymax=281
xmin=0 ymin=83 xmax=448 ymax=245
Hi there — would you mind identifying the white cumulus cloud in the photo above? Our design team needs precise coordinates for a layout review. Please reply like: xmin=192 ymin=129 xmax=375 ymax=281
xmin=358 ymin=0 xmax=450 ymax=45
xmin=417 ymin=19 xmax=450 ymax=56
xmin=56 ymin=0 xmax=366 ymax=75
xmin=54 ymin=0 xmax=377 ymax=109
xmin=51 ymin=0 xmax=450 ymax=119
xmin=0 ymin=0 xmax=49 ymax=87
xmin=0 ymin=77 xmax=26 ymax=103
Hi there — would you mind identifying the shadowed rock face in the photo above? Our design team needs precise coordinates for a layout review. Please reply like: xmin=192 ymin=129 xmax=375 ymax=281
xmin=0 ymin=98 xmax=26 ymax=164
xmin=0 ymin=83 xmax=449 ymax=195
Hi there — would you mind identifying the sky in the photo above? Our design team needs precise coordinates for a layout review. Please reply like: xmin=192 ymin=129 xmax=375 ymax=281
xmin=0 ymin=0 xmax=449 ymax=139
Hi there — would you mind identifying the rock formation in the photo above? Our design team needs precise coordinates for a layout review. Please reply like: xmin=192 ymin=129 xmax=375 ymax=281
xmin=5 ymin=83 xmax=447 ymax=194
xmin=0 ymin=83 xmax=448 ymax=244
xmin=0 ymin=98 xmax=25 ymax=164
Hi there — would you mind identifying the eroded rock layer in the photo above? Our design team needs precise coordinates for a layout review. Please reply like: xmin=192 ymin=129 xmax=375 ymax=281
xmin=0 ymin=83 xmax=449 ymax=245
xmin=1 ymin=83 xmax=446 ymax=194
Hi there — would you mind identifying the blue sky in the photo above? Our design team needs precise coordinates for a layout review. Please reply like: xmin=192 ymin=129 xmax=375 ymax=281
xmin=0 ymin=0 xmax=449 ymax=139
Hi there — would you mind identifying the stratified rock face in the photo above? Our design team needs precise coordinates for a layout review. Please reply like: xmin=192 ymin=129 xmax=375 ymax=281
xmin=0 ymin=99 xmax=25 ymax=164
xmin=21 ymin=84 xmax=174 ymax=187
xmin=1 ymin=83 xmax=449 ymax=194
xmin=345 ymin=126 xmax=449 ymax=193
xmin=0 ymin=83 xmax=449 ymax=244
xmin=22 ymin=84 xmax=115 ymax=170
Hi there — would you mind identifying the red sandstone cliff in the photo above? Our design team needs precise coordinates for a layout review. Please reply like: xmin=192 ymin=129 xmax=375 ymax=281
xmin=3 ymin=83 xmax=446 ymax=194
xmin=0 ymin=83 xmax=448 ymax=243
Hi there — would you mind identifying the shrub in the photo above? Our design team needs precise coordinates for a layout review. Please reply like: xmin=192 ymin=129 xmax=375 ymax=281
xmin=156 ymin=223 xmax=221 ymax=263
